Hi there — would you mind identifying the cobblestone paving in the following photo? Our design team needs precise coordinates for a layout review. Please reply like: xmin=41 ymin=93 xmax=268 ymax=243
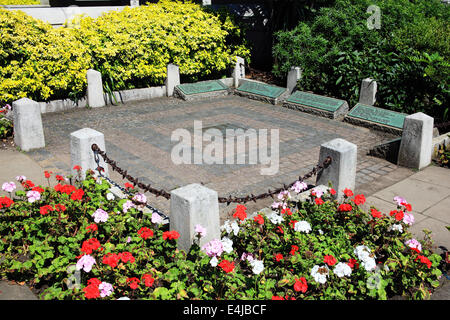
xmin=30 ymin=95 xmax=408 ymax=222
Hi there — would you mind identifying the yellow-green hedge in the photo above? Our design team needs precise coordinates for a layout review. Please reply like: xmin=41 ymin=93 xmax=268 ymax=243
xmin=0 ymin=0 xmax=40 ymax=5
xmin=0 ymin=1 xmax=250 ymax=103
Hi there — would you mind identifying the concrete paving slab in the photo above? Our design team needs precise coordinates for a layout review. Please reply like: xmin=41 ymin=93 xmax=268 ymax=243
xmin=422 ymin=195 xmax=450 ymax=225
xmin=372 ymin=178 xmax=450 ymax=213
xmin=0 ymin=281 xmax=37 ymax=300
xmin=408 ymin=217 xmax=450 ymax=250
xmin=410 ymin=166 xmax=450 ymax=189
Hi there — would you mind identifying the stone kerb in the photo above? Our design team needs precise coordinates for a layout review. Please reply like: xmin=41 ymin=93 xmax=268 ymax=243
xmin=316 ymin=138 xmax=357 ymax=200
xmin=398 ymin=112 xmax=434 ymax=170
xmin=12 ymin=98 xmax=45 ymax=152
xmin=70 ymin=128 xmax=109 ymax=180
xmin=359 ymin=78 xmax=377 ymax=106
xmin=170 ymin=183 xmax=220 ymax=252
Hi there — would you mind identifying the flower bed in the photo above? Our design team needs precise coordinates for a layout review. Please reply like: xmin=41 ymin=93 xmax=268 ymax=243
xmin=0 ymin=169 xmax=443 ymax=300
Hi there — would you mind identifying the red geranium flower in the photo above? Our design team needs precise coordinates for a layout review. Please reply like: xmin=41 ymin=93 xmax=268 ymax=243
xmin=353 ymin=194 xmax=366 ymax=205
xmin=275 ymin=253 xmax=283 ymax=262
xmin=233 ymin=204 xmax=247 ymax=221
xmin=338 ymin=203 xmax=353 ymax=212
xmin=55 ymin=175 xmax=65 ymax=182
xmin=22 ymin=180 xmax=35 ymax=189
xmin=138 ymin=227 xmax=154 ymax=239
xmin=127 ymin=277 xmax=140 ymax=290
xmin=44 ymin=171 xmax=52 ymax=179
xmin=119 ymin=252 xmax=135 ymax=264
xmin=73 ymin=165 xmax=82 ymax=171
xmin=324 ymin=254 xmax=337 ymax=266
xmin=0 ymin=196 xmax=14 ymax=209
xmin=371 ymin=208 xmax=383 ymax=218
xmin=254 ymin=214 xmax=264 ymax=225
xmin=277 ymin=226 xmax=284 ymax=234
xmin=55 ymin=204 xmax=66 ymax=212
xmin=347 ymin=259 xmax=359 ymax=269
xmin=294 ymin=277 xmax=308 ymax=293
xmin=81 ymin=238 xmax=101 ymax=255
xmin=402 ymin=202 xmax=412 ymax=212
xmin=39 ymin=205 xmax=54 ymax=215
xmin=315 ymin=198 xmax=324 ymax=205
xmin=272 ymin=296 xmax=285 ymax=300
xmin=290 ymin=245 xmax=299 ymax=255
xmin=86 ymin=223 xmax=98 ymax=233
xmin=162 ymin=230 xmax=180 ymax=241
xmin=416 ymin=255 xmax=432 ymax=269
xmin=83 ymin=279 xmax=101 ymax=299
xmin=70 ymin=188 xmax=84 ymax=201
xmin=142 ymin=274 xmax=155 ymax=287
xmin=329 ymin=188 xmax=336 ymax=196
xmin=281 ymin=208 xmax=292 ymax=216
xmin=31 ymin=186 xmax=44 ymax=194
xmin=124 ymin=183 xmax=134 ymax=189
xmin=343 ymin=188 xmax=354 ymax=197
xmin=395 ymin=210 xmax=404 ymax=221
xmin=218 ymin=259 xmax=235 ymax=273
xmin=102 ymin=253 xmax=120 ymax=268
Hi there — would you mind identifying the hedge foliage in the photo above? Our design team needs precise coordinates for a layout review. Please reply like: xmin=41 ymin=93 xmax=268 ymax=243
xmin=0 ymin=0 xmax=250 ymax=103
xmin=272 ymin=0 xmax=450 ymax=120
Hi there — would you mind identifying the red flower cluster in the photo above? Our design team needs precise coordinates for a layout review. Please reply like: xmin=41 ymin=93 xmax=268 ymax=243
xmin=218 ymin=259 xmax=235 ymax=273
xmin=119 ymin=252 xmax=135 ymax=264
xmin=293 ymin=277 xmax=308 ymax=293
xmin=0 ymin=196 xmax=14 ymax=209
xmin=329 ymin=188 xmax=336 ymax=195
xmin=138 ymin=227 xmax=154 ymax=239
xmin=55 ymin=175 xmax=65 ymax=182
xmin=347 ymin=259 xmax=359 ymax=269
xmin=124 ymin=183 xmax=134 ymax=189
xmin=73 ymin=165 xmax=82 ymax=171
xmin=40 ymin=205 xmax=54 ymax=215
xmin=290 ymin=245 xmax=299 ymax=256
xmin=233 ymin=204 xmax=247 ymax=221
xmin=44 ymin=171 xmax=52 ymax=179
xmin=55 ymin=204 xmax=66 ymax=212
xmin=338 ymin=203 xmax=353 ymax=212
xmin=22 ymin=180 xmax=35 ymax=189
xmin=353 ymin=194 xmax=366 ymax=205
xmin=142 ymin=274 xmax=155 ymax=287
xmin=254 ymin=214 xmax=264 ymax=225
xmin=54 ymin=183 xmax=76 ymax=195
xmin=275 ymin=253 xmax=283 ymax=262
xmin=127 ymin=277 xmax=140 ymax=290
xmin=281 ymin=208 xmax=292 ymax=216
xmin=83 ymin=278 xmax=101 ymax=299
xmin=81 ymin=238 xmax=101 ymax=255
xmin=390 ymin=210 xmax=404 ymax=221
xmin=416 ymin=255 xmax=432 ymax=269
xmin=162 ymin=230 xmax=180 ymax=241
xmin=343 ymin=188 xmax=353 ymax=198
xmin=371 ymin=208 xmax=383 ymax=218
xmin=102 ymin=253 xmax=120 ymax=268
xmin=32 ymin=186 xmax=44 ymax=194
xmin=70 ymin=188 xmax=84 ymax=201
xmin=86 ymin=223 xmax=98 ymax=233
xmin=315 ymin=198 xmax=324 ymax=205
xmin=324 ymin=254 xmax=337 ymax=266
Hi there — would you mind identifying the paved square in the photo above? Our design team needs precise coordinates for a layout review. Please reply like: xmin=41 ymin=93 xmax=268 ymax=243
xmin=31 ymin=95 xmax=410 ymax=221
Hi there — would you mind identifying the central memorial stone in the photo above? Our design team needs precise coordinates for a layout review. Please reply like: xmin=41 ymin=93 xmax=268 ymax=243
xmin=345 ymin=103 xmax=407 ymax=135
xmin=174 ymin=80 xmax=229 ymax=101
xmin=283 ymin=91 xmax=348 ymax=119
xmin=235 ymin=80 xmax=287 ymax=105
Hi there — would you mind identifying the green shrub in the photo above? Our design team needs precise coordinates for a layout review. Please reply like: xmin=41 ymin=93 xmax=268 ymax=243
xmin=272 ymin=0 xmax=449 ymax=120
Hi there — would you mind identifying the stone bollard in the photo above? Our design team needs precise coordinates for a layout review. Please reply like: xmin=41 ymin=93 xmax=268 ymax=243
xmin=397 ymin=112 xmax=433 ymax=170
xmin=166 ymin=63 xmax=180 ymax=97
xmin=86 ymin=69 xmax=105 ymax=108
xmin=13 ymin=98 xmax=45 ymax=152
xmin=359 ymin=78 xmax=377 ymax=106
xmin=316 ymin=138 xmax=357 ymax=200
xmin=233 ymin=56 xmax=245 ymax=88
xmin=170 ymin=183 xmax=220 ymax=252
xmin=287 ymin=66 xmax=301 ymax=94
xmin=70 ymin=128 xmax=109 ymax=179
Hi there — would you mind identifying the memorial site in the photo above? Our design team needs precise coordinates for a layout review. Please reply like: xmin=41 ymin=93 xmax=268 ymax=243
xmin=0 ymin=0 xmax=449 ymax=306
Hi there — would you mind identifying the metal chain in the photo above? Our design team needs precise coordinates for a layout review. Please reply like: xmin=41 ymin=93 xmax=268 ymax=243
xmin=91 ymin=143 xmax=332 ymax=206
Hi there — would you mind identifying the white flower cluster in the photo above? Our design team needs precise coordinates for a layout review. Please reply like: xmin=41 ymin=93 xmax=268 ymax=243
xmin=221 ymin=220 xmax=240 ymax=236
xmin=294 ymin=220 xmax=312 ymax=233
xmin=333 ymin=262 xmax=352 ymax=278
xmin=267 ymin=211 xmax=284 ymax=225
xmin=310 ymin=265 xmax=329 ymax=284
xmin=388 ymin=224 xmax=403 ymax=233
xmin=354 ymin=245 xmax=377 ymax=271
xmin=249 ymin=259 xmax=265 ymax=275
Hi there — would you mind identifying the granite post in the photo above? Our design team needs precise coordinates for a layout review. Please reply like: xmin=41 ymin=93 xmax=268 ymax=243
xmin=12 ymin=98 xmax=45 ymax=152
xmin=316 ymin=138 xmax=357 ymax=200
xmin=287 ymin=66 xmax=301 ymax=94
xmin=70 ymin=128 xmax=109 ymax=179
xmin=359 ymin=78 xmax=377 ymax=106
xmin=170 ymin=183 xmax=220 ymax=252
xmin=233 ymin=56 xmax=245 ymax=88
xmin=166 ymin=63 xmax=180 ymax=97
xmin=397 ymin=112 xmax=433 ymax=170
xmin=86 ymin=69 xmax=105 ymax=108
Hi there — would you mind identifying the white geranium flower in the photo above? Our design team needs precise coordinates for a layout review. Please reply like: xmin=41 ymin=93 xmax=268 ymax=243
xmin=221 ymin=237 xmax=233 ymax=254
xmin=354 ymin=245 xmax=371 ymax=261
xmin=210 ymin=256 xmax=219 ymax=267
xmin=221 ymin=220 xmax=240 ymax=236
xmin=362 ymin=258 xmax=377 ymax=272
xmin=311 ymin=265 xmax=329 ymax=284
xmin=389 ymin=224 xmax=403 ymax=233
xmin=249 ymin=259 xmax=264 ymax=275
xmin=267 ymin=211 xmax=284 ymax=224
xmin=106 ymin=192 xmax=115 ymax=201
xmin=294 ymin=220 xmax=312 ymax=233
xmin=333 ymin=262 xmax=352 ymax=278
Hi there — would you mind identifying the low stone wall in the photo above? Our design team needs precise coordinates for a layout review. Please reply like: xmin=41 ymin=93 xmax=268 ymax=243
xmin=432 ymin=132 xmax=450 ymax=160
